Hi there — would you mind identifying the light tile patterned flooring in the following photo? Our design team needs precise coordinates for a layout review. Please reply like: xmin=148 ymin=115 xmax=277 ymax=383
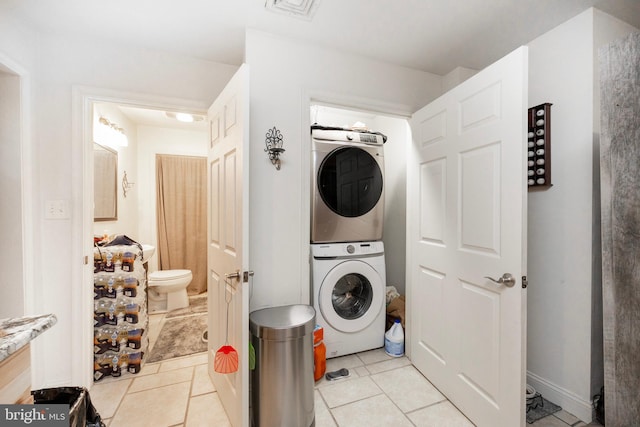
xmin=90 ymin=312 xmax=595 ymax=426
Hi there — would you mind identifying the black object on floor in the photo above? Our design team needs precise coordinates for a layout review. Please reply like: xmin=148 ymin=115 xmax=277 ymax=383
xmin=32 ymin=386 xmax=106 ymax=427
xmin=325 ymin=368 xmax=350 ymax=381
xmin=593 ymin=386 xmax=605 ymax=425
xmin=526 ymin=393 xmax=562 ymax=424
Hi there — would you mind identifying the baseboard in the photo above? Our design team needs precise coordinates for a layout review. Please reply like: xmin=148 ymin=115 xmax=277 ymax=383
xmin=527 ymin=371 xmax=593 ymax=423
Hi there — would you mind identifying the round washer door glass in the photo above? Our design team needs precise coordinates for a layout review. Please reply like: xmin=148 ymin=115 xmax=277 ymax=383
xmin=332 ymin=273 xmax=373 ymax=320
xmin=318 ymin=146 xmax=383 ymax=217
xmin=319 ymin=260 xmax=384 ymax=333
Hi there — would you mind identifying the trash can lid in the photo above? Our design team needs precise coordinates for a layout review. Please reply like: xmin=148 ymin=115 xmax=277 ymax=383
xmin=249 ymin=304 xmax=316 ymax=340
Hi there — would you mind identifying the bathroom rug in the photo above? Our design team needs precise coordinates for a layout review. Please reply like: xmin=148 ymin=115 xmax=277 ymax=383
xmin=165 ymin=294 xmax=208 ymax=319
xmin=147 ymin=313 xmax=207 ymax=363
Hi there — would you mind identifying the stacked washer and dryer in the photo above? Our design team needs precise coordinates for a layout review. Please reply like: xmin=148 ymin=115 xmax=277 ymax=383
xmin=310 ymin=125 xmax=388 ymax=359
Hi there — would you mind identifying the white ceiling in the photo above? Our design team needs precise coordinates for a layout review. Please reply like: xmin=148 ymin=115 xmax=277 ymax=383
xmin=3 ymin=0 xmax=639 ymax=76
xmin=115 ymin=105 xmax=209 ymax=131
xmin=10 ymin=0 xmax=634 ymax=129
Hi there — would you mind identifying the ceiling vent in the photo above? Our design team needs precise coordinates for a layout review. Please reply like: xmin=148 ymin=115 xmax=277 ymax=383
xmin=264 ymin=0 xmax=320 ymax=20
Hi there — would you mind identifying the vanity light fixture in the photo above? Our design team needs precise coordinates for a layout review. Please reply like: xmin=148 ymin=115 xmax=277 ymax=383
xmin=264 ymin=126 xmax=285 ymax=170
xmin=97 ymin=117 xmax=128 ymax=147
xmin=176 ymin=113 xmax=194 ymax=123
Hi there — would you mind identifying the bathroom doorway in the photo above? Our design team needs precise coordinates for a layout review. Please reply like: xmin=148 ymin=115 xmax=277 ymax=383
xmin=90 ymin=99 xmax=211 ymax=375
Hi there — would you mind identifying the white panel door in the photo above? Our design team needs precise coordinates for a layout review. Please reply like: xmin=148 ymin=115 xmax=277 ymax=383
xmin=207 ymin=64 xmax=250 ymax=427
xmin=408 ymin=47 xmax=528 ymax=427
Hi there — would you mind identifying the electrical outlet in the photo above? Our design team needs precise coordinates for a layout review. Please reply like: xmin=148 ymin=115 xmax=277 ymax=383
xmin=45 ymin=200 xmax=69 ymax=219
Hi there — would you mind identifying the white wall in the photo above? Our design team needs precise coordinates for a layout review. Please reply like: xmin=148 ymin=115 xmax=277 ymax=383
xmin=442 ymin=66 xmax=478 ymax=92
xmin=136 ymin=125 xmax=208 ymax=274
xmin=92 ymin=103 xmax=139 ymax=239
xmin=0 ymin=21 xmax=237 ymax=387
xmin=526 ymin=8 xmax=637 ymax=422
xmin=378 ymin=117 xmax=410 ymax=295
xmin=245 ymin=30 xmax=441 ymax=312
xmin=0 ymin=15 xmax=38 ymax=73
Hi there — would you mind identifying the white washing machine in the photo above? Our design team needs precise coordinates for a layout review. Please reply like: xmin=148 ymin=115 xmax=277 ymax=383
xmin=311 ymin=126 xmax=386 ymax=243
xmin=311 ymin=241 xmax=386 ymax=358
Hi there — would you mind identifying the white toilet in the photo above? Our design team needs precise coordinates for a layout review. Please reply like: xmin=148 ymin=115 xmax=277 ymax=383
xmin=147 ymin=269 xmax=192 ymax=313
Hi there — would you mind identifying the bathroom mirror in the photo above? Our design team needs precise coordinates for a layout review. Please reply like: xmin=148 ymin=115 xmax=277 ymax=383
xmin=94 ymin=143 xmax=118 ymax=221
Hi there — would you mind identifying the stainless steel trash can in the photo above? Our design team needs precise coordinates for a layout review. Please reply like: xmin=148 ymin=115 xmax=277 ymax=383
xmin=250 ymin=304 xmax=316 ymax=427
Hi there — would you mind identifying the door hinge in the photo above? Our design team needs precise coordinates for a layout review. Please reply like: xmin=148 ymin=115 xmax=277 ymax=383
xmin=522 ymin=276 xmax=528 ymax=289
xmin=225 ymin=270 xmax=254 ymax=283
xmin=243 ymin=270 xmax=254 ymax=283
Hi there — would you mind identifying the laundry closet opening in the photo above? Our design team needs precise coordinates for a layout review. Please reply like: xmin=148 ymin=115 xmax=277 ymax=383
xmin=309 ymin=104 xmax=409 ymax=357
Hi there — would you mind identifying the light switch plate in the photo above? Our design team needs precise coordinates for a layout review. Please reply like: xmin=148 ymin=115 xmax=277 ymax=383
xmin=45 ymin=200 xmax=69 ymax=219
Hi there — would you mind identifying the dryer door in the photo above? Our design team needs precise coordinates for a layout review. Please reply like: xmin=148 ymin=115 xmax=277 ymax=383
xmin=319 ymin=259 xmax=384 ymax=333
xmin=318 ymin=146 xmax=383 ymax=217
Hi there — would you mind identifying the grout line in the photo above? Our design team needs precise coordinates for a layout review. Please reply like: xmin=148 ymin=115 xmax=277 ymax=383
xmin=316 ymin=387 xmax=340 ymax=426
xmin=367 ymin=374 xmax=418 ymax=426
xmin=126 ymin=379 xmax=193 ymax=396
xmin=404 ymin=399 xmax=449 ymax=416
xmin=98 ymin=377 xmax=133 ymax=424
xmin=181 ymin=367 xmax=196 ymax=426
xmin=324 ymin=388 xmax=385 ymax=411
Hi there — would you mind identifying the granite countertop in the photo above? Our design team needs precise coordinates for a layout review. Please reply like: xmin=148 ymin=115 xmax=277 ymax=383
xmin=0 ymin=314 xmax=57 ymax=363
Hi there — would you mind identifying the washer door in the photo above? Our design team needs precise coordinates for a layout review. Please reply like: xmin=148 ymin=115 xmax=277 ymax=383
xmin=319 ymin=260 xmax=384 ymax=333
xmin=318 ymin=146 xmax=383 ymax=218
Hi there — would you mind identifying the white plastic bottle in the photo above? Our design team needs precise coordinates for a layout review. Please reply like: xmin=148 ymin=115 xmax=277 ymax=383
xmin=384 ymin=319 xmax=404 ymax=357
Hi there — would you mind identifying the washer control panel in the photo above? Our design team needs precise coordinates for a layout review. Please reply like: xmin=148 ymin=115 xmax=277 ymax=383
xmin=311 ymin=241 xmax=384 ymax=258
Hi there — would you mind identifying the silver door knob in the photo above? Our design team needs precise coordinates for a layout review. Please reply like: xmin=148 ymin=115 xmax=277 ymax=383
xmin=484 ymin=273 xmax=516 ymax=288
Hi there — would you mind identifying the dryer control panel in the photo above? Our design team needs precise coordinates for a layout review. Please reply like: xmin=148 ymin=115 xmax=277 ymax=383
xmin=311 ymin=129 xmax=385 ymax=146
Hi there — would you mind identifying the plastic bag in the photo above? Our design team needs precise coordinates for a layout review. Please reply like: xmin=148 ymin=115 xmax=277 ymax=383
xmin=31 ymin=387 xmax=105 ymax=427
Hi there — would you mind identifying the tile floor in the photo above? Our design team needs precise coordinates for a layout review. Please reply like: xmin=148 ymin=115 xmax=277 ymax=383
xmin=90 ymin=311 xmax=596 ymax=426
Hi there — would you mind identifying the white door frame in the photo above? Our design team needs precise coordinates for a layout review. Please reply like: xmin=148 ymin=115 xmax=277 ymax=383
xmin=0 ymin=52 xmax=38 ymax=379
xmin=71 ymin=86 xmax=209 ymax=387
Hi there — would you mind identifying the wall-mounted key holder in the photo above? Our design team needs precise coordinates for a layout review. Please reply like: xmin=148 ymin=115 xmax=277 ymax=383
xmin=527 ymin=103 xmax=552 ymax=190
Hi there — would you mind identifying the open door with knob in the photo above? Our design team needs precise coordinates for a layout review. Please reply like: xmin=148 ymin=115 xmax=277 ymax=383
xmin=207 ymin=64 xmax=250 ymax=427
xmin=407 ymin=47 xmax=528 ymax=426
xmin=484 ymin=273 xmax=517 ymax=287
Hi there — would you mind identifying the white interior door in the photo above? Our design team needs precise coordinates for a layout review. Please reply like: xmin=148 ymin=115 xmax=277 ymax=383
xmin=207 ymin=64 xmax=250 ymax=427
xmin=407 ymin=47 xmax=528 ymax=427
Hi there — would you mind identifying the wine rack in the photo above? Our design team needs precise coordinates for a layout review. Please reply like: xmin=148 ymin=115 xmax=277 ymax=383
xmin=527 ymin=103 xmax=552 ymax=190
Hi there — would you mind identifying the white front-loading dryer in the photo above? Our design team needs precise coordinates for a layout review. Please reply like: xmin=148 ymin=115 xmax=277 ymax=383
xmin=311 ymin=241 xmax=386 ymax=358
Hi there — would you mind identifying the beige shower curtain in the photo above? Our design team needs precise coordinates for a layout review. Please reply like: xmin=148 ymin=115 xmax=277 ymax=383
xmin=156 ymin=154 xmax=207 ymax=295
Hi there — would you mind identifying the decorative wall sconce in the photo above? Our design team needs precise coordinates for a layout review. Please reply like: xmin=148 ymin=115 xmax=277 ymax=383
xmin=122 ymin=171 xmax=135 ymax=198
xmin=264 ymin=127 xmax=285 ymax=170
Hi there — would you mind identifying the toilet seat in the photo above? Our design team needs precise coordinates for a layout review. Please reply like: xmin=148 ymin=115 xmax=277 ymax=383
xmin=149 ymin=269 xmax=191 ymax=282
